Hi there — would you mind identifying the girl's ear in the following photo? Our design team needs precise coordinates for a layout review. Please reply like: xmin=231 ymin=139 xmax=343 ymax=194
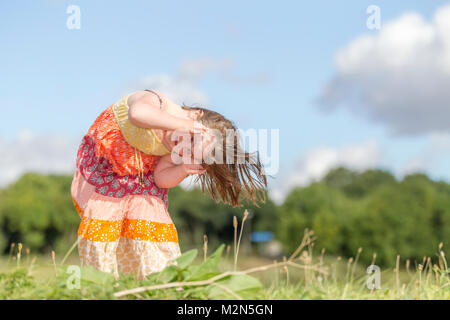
xmin=183 ymin=106 xmax=204 ymax=120
xmin=193 ymin=109 xmax=204 ymax=120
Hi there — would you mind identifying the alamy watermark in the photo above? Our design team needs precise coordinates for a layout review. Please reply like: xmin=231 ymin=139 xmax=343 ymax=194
xmin=66 ymin=265 xmax=81 ymax=290
xmin=66 ymin=5 xmax=81 ymax=30
xmin=366 ymin=5 xmax=381 ymax=30
xmin=366 ymin=264 xmax=381 ymax=290
xmin=170 ymin=126 xmax=280 ymax=176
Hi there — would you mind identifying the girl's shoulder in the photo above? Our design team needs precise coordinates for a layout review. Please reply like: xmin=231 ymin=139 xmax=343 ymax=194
xmin=113 ymin=91 xmax=170 ymax=157
xmin=127 ymin=90 xmax=167 ymax=111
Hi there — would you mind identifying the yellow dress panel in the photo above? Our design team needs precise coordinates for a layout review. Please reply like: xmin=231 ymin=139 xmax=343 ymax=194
xmin=112 ymin=93 xmax=170 ymax=156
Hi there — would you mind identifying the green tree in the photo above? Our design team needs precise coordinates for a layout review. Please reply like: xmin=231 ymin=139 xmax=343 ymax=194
xmin=0 ymin=173 xmax=79 ymax=253
xmin=344 ymin=174 xmax=442 ymax=266
xmin=323 ymin=167 xmax=396 ymax=198
xmin=277 ymin=183 xmax=360 ymax=255
xmin=168 ymin=186 xmax=277 ymax=251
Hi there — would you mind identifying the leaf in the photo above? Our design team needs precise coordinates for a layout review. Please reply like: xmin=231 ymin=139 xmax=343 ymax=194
xmin=184 ymin=244 xmax=225 ymax=281
xmin=80 ymin=265 xmax=113 ymax=285
xmin=156 ymin=265 xmax=178 ymax=283
xmin=175 ymin=249 xmax=198 ymax=270
xmin=208 ymin=274 xmax=262 ymax=299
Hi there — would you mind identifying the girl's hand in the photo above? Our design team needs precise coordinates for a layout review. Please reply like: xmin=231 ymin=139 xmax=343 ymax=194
xmin=177 ymin=119 xmax=208 ymax=135
xmin=172 ymin=127 xmax=216 ymax=161
xmin=181 ymin=163 xmax=206 ymax=175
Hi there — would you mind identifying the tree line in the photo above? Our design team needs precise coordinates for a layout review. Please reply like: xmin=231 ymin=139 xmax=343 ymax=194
xmin=0 ymin=167 xmax=448 ymax=266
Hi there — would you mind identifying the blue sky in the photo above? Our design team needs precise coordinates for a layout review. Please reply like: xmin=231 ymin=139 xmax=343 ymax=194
xmin=1 ymin=1 xmax=450 ymax=201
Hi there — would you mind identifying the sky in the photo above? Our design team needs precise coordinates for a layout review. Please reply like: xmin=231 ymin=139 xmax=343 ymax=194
xmin=1 ymin=0 xmax=450 ymax=203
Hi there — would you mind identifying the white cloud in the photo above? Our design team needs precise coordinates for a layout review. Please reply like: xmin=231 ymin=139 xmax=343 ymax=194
xmin=179 ymin=57 xmax=270 ymax=86
xmin=129 ymin=57 xmax=270 ymax=106
xmin=136 ymin=73 xmax=210 ymax=106
xmin=0 ymin=130 xmax=79 ymax=187
xmin=402 ymin=132 xmax=450 ymax=176
xmin=126 ymin=57 xmax=230 ymax=106
xmin=269 ymin=141 xmax=380 ymax=204
xmin=179 ymin=57 xmax=235 ymax=81
xmin=318 ymin=5 xmax=450 ymax=135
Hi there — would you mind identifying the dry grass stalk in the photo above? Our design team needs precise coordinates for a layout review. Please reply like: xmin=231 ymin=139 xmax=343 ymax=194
xmin=288 ymin=229 xmax=315 ymax=261
xmin=203 ymin=234 xmax=208 ymax=262
xmin=7 ymin=243 xmax=16 ymax=265
xmin=233 ymin=216 xmax=238 ymax=271
xmin=17 ymin=243 xmax=23 ymax=267
xmin=114 ymin=258 xmax=328 ymax=298
xmin=395 ymin=255 xmax=400 ymax=291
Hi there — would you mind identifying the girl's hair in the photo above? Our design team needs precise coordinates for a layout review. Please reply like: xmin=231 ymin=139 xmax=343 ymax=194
xmin=182 ymin=105 xmax=267 ymax=207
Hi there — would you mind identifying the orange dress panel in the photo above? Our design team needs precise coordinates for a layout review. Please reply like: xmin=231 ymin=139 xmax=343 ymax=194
xmin=87 ymin=105 xmax=159 ymax=176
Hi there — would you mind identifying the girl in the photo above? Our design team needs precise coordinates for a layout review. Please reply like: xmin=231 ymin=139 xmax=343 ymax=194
xmin=71 ymin=89 xmax=266 ymax=278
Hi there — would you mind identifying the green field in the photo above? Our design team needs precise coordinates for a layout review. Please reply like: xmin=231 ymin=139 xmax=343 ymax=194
xmin=1 ymin=230 xmax=448 ymax=300
xmin=1 ymin=170 xmax=449 ymax=300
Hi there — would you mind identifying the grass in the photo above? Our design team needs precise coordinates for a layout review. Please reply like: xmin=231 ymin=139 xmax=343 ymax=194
xmin=0 ymin=215 xmax=449 ymax=300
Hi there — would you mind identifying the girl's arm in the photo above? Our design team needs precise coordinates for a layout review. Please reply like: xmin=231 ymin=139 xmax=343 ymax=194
xmin=153 ymin=154 xmax=206 ymax=189
xmin=128 ymin=91 xmax=198 ymax=132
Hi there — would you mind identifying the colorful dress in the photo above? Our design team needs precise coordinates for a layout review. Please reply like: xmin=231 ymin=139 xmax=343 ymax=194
xmin=70 ymin=91 xmax=181 ymax=278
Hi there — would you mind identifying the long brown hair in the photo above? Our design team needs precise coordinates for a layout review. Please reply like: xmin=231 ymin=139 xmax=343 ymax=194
xmin=182 ymin=105 xmax=267 ymax=207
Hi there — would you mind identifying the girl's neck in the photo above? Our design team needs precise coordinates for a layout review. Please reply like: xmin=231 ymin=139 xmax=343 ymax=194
xmin=161 ymin=130 xmax=176 ymax=152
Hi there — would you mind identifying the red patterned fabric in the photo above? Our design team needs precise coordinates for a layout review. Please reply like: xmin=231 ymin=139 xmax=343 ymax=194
xmin=76 ymin=135 xmax=168 ymax=206
xmin=87 ymin=105 xmax=159 ymax=176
